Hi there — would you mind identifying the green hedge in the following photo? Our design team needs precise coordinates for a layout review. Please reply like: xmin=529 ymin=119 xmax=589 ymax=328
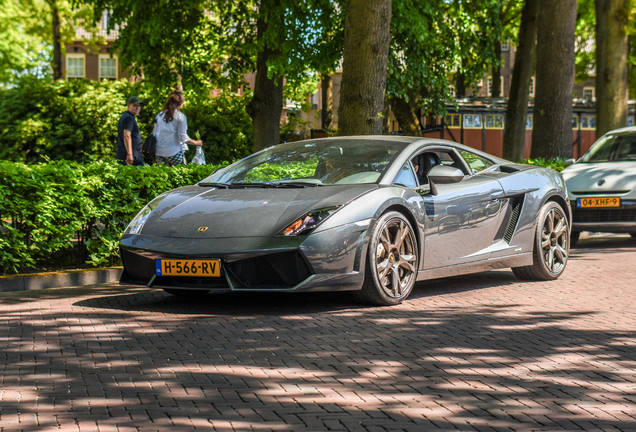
xmin=0 ymin=160 xmax=225 ymax=275
xmin=519 ymin=157 xmax=567 ymax=172
xmin=0 ymin=77 xmax=253 ymax=164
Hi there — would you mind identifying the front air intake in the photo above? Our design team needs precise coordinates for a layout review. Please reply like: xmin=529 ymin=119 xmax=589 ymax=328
xmin=120 ymin=248 xmax=156 ymax=283
xmin=226 ymin=251 xmax=312 ymax=288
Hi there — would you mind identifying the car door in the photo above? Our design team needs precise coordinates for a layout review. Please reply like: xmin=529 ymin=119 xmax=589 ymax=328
xmin=418 ymin=147 xmax=505 ymax=269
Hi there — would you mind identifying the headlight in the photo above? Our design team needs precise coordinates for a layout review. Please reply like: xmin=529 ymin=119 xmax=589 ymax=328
xmin=280 ymin=207 xmax=340 ymax=236
xmin=124 ymin=196 xmax=166 ymax=235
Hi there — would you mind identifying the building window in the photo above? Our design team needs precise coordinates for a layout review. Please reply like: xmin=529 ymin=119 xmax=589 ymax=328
xmin=583 ymin=87 xmax=595 ymax=100
xmin=66 ymin=54 xmax=85 ymax=79
xmin=501 ymin=40 xmax=510 ymax=51
xmin=529 ymin=77 xmax=535 ymax=97
xmin=580 ymin=115 xmax=596 ymax=130
xmin=628 ymin=116 xmax=634 ymax=127
xmin=102 ymin=10 xmax=118 ymax=31
xmin=464 ymin=114 xmax=482 ymax=129
xmin=99 ymin=55 xmax=117 ymax=80
xmin=445 ymin=113 xmax=461 ymax=128
xmin=572 ymin=115 xmax=579 ymax=130
xmin=488 ymin=77 xmax=504 ymax=96
xmin=485 ymin=114 xmax=504 ymax=129
xmin=526 ymin=115 xmax=533 ymax=130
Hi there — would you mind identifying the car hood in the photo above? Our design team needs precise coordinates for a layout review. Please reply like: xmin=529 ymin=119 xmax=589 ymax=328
xmin=141 ymin=184 xmax=377 ymax=238
xmin=562 ymin=161 xmax=636 ymax=196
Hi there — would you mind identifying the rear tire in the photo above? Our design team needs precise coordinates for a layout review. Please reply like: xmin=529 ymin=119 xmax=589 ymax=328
xmin=353 ymin=211 xmax=419 ymax=305
xmin=570 ymin=231 xmax=580 ymax=248
xmin=163 ymin=288 xmax=210 ymax=297
xmin=512 ymin=201 xmax=569 ymax=281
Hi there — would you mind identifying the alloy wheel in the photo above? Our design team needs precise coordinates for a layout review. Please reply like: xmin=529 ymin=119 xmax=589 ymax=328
xmin=541 ymin=207 xmax=568 ymax=273
xmin=375 ymin=218 xmax=417 ymax=298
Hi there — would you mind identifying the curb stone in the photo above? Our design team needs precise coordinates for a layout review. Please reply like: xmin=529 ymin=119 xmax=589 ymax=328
xmin=0 ymin=268 xmax=123 ymax=292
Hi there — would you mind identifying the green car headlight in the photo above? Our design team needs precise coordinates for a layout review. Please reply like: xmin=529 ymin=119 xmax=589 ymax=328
xmin=124 ymin=196 xmax=166 ymax=235
xmin=280 ymin=206 xmax=340 ymax=236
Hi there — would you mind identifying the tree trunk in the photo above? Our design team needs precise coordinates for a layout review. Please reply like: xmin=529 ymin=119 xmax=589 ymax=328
xmin=455 ymin=73 xmax=466 ymax=97
xmin=51 ymin=0 xmax=62 ymax=80
xmin=321 ymin=74 xmax=333 ymax=130
xmin=491 ymin=40 xmax=502 ymax=97
xmin=382 ymin=93 xmax=391 ymax=134
xmin=502 ymin=0 xmax=539 ymax=162
xmin=338 ymin=0 xmax=392 ymax=135
xmin=390 ymin=92 xmax=422 ymax=136
xmin=596 ymin=0 xmax=629 ymax=137
xmin=530 ymin=0 xmax=577 ymax=159
xmin=245 ymin=0 xmax=284 ymax=152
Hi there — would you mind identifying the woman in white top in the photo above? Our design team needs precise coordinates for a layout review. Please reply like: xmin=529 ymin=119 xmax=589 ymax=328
xmin=154 ymin=91 xmax=202 ymax=166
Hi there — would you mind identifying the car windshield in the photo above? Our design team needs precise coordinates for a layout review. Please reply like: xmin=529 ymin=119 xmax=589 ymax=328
xmin=201 ymin=139 xmax=407 ymax=185
xmin=581 ymin=132 xmax=636 ymax=162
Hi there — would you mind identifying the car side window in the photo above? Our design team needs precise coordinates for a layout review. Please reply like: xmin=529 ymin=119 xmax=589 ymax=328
xmin=393 ymin=161 xmax=418 ymax=188
xmin=458 ymin=149 xmax=495 ymax=174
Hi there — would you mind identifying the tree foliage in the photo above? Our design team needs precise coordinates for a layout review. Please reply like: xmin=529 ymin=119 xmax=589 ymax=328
xmin=386 ymin=0 xmax=508 ymax=134
xmin=0 ymin=0 xmax=100 ymax=85
xmin=82 ymin=0 xmax=343 ymax=150
xmin=450 ymin=0 xmax=503 ymax=96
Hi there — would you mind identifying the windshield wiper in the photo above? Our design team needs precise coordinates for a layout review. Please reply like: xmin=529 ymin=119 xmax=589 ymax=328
xmin=199 ymin=182 xmax=230 ymax=188
xmin=228 ymin=182 xmax=266 ymax=188
xmin=271 ymin=181 xmax=322 ymax=187
xmin=229 ymin=182 xmax=322 ymax=188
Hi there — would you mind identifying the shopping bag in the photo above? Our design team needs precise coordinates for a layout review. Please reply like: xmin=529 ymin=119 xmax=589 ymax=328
xmin=191 ymin=146 xmax=206 ymax=165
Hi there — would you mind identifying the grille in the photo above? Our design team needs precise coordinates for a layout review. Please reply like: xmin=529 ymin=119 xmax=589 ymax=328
xmin=503 ymin=198 xmax=523 ymax=244
xmin=573 ymin=208 xmax=636 ymax=223
xmin=571 ymin=191 xmax=629 ymax=195
xmin=226 ymin=251 xmax=311 ymax=288
xmin=120 ymin=248 xmax=156 ymax=283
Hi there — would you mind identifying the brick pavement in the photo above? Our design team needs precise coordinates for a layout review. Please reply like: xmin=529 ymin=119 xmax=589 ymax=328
xmin=1 ymin=234 xmax=635 ymax=432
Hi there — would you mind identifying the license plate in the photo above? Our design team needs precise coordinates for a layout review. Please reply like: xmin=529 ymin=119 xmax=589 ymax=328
xmin=155 ymin=259 xmax=221 ymax=277
xmin=577 ymin=197 xmax=621 ymax=208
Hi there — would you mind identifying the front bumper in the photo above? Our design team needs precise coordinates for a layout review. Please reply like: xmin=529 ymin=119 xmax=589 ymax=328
xmin=570 ymin=199 xmax=636 ymax=233
xmin=119 ymin=222 xmax=369 ymax=292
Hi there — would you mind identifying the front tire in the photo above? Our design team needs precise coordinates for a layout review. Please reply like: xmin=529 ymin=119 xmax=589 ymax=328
xmin=354 ymin=211 xmax=419 ymax=305
xmin=512 ymin=201 xmax=569 ymax=281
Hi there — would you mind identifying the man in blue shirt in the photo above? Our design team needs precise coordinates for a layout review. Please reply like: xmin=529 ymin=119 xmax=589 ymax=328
xmin=116 ymin=96 xmax=145 ymax=166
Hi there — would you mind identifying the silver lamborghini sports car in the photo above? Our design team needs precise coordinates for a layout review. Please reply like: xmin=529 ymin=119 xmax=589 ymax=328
xmin=561 ymin=126 xmax=636 ymax=246
xmin=120 ymin=136 xmax=572 ymax=305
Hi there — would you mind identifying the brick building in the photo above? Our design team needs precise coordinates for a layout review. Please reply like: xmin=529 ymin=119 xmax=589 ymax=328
xmin=63 ymin=14 xmax=128 ymax=81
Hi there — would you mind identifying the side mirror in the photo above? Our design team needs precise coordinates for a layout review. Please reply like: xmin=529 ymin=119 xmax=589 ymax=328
xmin=428 ymin=165 xmax=465 ymax=195
xmin=564 ymin=158 xmax=576 ymax=167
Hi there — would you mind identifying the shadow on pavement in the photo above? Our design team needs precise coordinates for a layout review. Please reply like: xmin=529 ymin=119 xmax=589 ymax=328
xmin=1 ymin=285 xmax=633 ymax=431
xmin=70 ymin=269 xmax=520 ymax=316
xmin=573 ymin=232 xmax=636 ymax=250
xmin=1 ymin=240 xmax=635 ymax=431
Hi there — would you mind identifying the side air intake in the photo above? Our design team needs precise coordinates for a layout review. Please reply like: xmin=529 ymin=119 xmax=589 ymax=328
xmin=503 ymin=196 xmax=524 ymax=244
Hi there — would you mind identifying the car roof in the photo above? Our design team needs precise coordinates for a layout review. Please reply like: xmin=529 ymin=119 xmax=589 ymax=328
xmin=308 ymin=135 xmax=423 ymax=144
xmin=603 ymin=126 xmax=636 ymax=135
